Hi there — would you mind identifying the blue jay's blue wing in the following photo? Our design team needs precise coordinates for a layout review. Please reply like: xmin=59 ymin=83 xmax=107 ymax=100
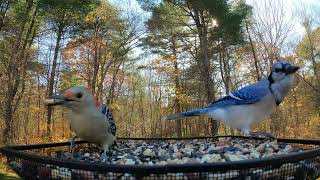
xmin=209 ymin=83 xmax=269 ymax=107
xmin=100 ymin=104 xmax=116 ymax=136
xmin=164 ymin=80 xmax=271 ymax=120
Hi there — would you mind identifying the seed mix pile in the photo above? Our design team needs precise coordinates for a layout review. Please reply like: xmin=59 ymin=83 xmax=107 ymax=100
xmin=8 ymin=138 xmax=320 ymax=179
xmin=56 ymin=138 xmax=301 ymax=165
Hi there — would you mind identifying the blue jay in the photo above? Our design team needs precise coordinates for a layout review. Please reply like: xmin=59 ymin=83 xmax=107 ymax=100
xmin=164 ymin=61 xmax=299 ymax=137
xmin=45 ymin=86 xmax=116 ymax=158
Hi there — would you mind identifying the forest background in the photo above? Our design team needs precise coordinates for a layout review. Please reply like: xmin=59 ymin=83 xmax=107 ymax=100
xmin=0 ymin=0 xmax=320 ymax=146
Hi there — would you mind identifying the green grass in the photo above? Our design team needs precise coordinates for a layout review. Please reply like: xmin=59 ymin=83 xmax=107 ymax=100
xmin=0 ymin=163 xmax=21 ymax=180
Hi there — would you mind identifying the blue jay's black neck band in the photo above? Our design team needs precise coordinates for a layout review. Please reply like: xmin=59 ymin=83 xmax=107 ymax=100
xmin=268 ymin=74 xmax=281 ymax=106
xmin=268 ymin=74 xmax=274 ymax=84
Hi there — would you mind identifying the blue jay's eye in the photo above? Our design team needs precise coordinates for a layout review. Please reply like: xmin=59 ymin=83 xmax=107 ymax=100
xmin=76 ymin=93 xmax=83 ymax=99
xmin=275 ymin=67 xmax=286 ymax=73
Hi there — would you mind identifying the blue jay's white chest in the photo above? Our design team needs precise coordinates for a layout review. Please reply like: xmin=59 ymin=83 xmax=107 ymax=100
xmin=270 ymin=75 xmax=295 ymax=103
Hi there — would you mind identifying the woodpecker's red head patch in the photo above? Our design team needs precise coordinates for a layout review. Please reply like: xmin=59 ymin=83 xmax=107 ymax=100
xmin=63 ymin=90 xmax=74 ymax=97
xmin=94 ymin=96 xmax=101 ymax=107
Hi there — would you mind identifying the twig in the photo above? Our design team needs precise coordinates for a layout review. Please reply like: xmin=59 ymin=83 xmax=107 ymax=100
xmin=297 ymin=74 xmax=320 ymax=93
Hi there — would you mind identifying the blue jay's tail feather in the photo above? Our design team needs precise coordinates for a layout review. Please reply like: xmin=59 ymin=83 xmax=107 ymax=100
xmin=163 ymin=108 xmax=211 ymax=120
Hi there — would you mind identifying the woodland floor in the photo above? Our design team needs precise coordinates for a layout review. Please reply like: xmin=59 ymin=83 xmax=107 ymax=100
xmin=0 ymin=163 xmax=21 ymax=180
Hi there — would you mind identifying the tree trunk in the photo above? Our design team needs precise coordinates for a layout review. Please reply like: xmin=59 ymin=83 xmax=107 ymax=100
xmin=2 ymin=0 xmax=34 ymax=145
xmin=171 ymin=37 xmax=182 ymax=137
xmin=218 ymin=46 xmax=236 ymax=136
xmin=107 ymin=62 xmax=122 ymax=105
xmin=305 ymin=25 xmax=320 ymax=115
xmin=37 ymin=75 xmax=41 ymax=136
xmin=24 ymin=92 xmax=31 ymax=144
xmin=139 ymin=89 xmax=146 ymax=136
xmin=3 ymin=85 xmax=16 ymax=144
xmin=91 ymin=28 xmax=100 ymax=95
xmin=0 ymin=0 xmax=12 ymax=32
xmin=47 ymin=24 xmax=64 ymax=141
xmin=193 ymin=9 xmax=217 ymax=135
xmin=245 ymin=20 xmax=260 ymax=81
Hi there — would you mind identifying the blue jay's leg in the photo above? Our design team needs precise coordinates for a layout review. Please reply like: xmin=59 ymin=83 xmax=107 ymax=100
xmin=68 ymin=135 xmax=78 ymax=157
xmin=240 ymin=127 xmax=275 ymax=140
xmin=249 ymin=132 xmax=276 ymax=141
xmin=240 ymin=128 xmax=250 ymax=136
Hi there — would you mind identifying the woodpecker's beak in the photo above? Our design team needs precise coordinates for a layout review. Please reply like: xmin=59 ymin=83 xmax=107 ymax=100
xmin=286 ymin=65 xmax=300 ymax=74
xmin=45 ymin=95 xmax=72 ymax=106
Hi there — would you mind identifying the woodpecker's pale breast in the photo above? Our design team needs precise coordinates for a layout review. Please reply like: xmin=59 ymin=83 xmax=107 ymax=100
xmin=69 ymin=107 xmax=116 ymax=147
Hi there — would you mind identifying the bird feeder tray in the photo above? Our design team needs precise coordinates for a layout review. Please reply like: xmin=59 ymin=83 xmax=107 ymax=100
xmin=1 ymin=136 xmax=320 ymax=179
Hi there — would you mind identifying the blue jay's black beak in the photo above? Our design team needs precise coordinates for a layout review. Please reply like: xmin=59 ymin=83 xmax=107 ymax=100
xmin=286 ymin=65 xmax=299 ymax=74
xmin=45 ymin=95 xmax=72 ymax=106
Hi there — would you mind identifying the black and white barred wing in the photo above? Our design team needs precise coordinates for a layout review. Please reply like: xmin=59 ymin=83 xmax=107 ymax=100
xmin=100 ymin=104 xmax=116 ymax=136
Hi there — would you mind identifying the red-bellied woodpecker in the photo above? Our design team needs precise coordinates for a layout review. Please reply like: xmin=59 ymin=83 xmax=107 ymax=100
xmin=45 ymin=86 xmax=116 ymax=158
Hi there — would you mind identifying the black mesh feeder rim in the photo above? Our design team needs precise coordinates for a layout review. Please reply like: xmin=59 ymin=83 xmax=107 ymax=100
xmin=1 ymin=136 xmax=320 ymax=179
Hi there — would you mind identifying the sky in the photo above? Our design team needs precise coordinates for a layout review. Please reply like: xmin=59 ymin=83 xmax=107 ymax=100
xmin=109 ymin=0 xmax=320 ymax=58
xmin=110 ymin=0 xmax=320 ymax=40
xmin=246 ymin=0 xmax=320 ymax=36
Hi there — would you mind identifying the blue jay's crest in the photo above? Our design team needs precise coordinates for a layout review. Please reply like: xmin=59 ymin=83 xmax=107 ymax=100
xmin=100 ymin=104 xmax=116 ymax=136
xmin=272 ymin=61 xmax=290 ymax=72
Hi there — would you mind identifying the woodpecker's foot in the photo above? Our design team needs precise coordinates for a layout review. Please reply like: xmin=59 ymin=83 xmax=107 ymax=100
xmin=68 ymin=135 xmax=78 ymax=158
xmin=100 ymin=152 xmax=111 ymax=162
xmin=112 ymin=141 xmax=118 ymax=147
xmin=69 ymin=144 xmax=75 ymax=157
xmin=101 ymin=153 xmax=108 ymax=159
xmin=249 ymin=131 xmax=276 ymax=141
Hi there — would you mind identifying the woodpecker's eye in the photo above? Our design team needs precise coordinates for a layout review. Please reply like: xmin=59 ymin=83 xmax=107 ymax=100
xmin=76 ymin=93 xmax=83 ymax=99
